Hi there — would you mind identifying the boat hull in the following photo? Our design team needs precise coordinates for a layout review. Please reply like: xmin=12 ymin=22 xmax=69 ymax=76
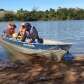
xmin=0 ymin=38 xmax=72 ymax=54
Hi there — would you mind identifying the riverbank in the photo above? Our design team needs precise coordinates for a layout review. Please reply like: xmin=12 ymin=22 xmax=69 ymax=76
xmin=0 ymin=55 xmax=83 ymax=84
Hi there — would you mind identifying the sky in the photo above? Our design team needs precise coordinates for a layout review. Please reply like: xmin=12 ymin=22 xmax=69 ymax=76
xmin=0 ymin=0 xmax=84 ymax=11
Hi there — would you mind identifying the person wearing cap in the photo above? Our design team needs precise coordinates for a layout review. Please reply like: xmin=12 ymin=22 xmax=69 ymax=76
xmin=17 ymin=22 xmax=43 ymax=43
xmin=3 ymin=23 xmax=16 ymax=38
xmin=17 ymin=22 xmax=33 ymax=42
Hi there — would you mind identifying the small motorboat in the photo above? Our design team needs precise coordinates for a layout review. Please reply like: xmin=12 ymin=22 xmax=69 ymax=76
xmin=0 ymin=37 xmax=72 ymax=54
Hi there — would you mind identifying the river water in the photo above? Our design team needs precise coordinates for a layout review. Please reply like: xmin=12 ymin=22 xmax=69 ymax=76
xmin=0 ymin=20 xmax=84 ymax=61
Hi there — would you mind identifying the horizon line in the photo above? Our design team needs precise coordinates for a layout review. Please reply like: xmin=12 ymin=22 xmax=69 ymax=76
xmin=0 ymin=6 xmax=84 ymax=11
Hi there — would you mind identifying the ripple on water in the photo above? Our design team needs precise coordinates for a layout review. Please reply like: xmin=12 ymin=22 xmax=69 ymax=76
xmin=0 ymin=45 xmax=17 ymax=68
xmin=0 ymin=45 xmax=11 ymax=61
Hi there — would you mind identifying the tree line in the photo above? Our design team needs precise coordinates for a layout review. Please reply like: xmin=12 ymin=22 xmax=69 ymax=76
xmin=0 ymin=7 xmax=84 ymax=21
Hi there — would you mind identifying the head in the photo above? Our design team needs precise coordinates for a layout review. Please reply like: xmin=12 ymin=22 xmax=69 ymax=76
xmin=7 ymin=23 xmax=12 ymax=29
xmin=11 ymin=24 xmax=16 ymax=29
xmin=24 ymin=23 xmax=32 ymax=31
xmin=21 ymin=23 xmax=25 ymax=28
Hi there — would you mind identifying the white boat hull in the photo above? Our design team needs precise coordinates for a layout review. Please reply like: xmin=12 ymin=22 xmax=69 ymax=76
xmin=1 ymin=38 xmax=72 ymax=54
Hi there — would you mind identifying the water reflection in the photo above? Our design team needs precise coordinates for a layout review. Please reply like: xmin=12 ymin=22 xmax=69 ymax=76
xmin=0 ymin=45 xmax=10 ymax=61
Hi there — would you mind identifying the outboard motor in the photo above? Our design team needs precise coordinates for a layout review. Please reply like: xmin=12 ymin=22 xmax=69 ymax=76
xmin=37 ymin=38 xmax=43 ymax=43
xmin=63 ymin=51 xmax=74 ymax=62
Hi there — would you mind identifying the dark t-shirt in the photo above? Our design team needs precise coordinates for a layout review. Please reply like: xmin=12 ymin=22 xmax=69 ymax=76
xmin=26 ymin=26 xmax=39 ymax=40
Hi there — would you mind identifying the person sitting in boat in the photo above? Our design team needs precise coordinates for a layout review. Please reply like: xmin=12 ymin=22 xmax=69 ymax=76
xmin=3 ymin=23 xmax=16 ymax=38
xmin=16 ymin=23 xmax=26 ymax=41
xmin=25 ymin=23 xmax=43 ymax=43
xmin=17 ymin=22 xmax=43 ymax=43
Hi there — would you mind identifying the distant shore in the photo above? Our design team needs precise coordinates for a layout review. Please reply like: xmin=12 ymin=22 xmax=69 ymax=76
xmin=0 ymin=8 xmax=84 ymax=21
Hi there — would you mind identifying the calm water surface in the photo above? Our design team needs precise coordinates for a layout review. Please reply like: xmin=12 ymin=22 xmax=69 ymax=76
xmin=0 ymin=20 xmax=84 ymax=61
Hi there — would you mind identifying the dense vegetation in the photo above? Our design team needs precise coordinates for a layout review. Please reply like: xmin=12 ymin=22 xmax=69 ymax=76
xmin=0 ymin=7 xmax=84 ymax=21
